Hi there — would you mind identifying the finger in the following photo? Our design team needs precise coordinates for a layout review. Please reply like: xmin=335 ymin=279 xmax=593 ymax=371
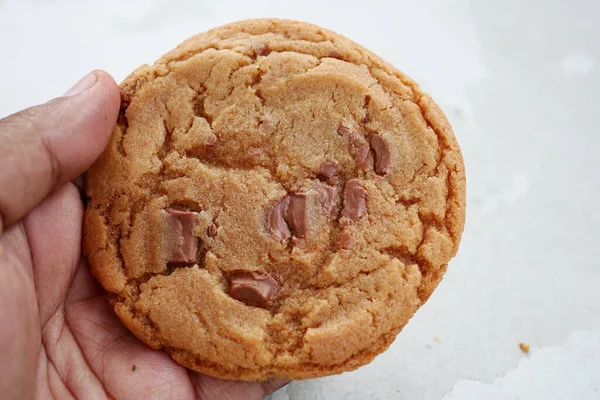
xmin=0 ymin=70 xmax=120 ymax=232
xmin=189 ymin=372 xmax=290 ymax=400
xmin=23 ymin=182 xmax=83 ymax=326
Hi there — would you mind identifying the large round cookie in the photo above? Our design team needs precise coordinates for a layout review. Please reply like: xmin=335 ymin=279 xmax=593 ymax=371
xmin=84 ymin=19 xmax=466 ymax=381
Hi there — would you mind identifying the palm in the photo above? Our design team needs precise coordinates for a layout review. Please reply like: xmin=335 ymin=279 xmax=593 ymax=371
xmin=0 ymin=183 xmax=285 ymax=400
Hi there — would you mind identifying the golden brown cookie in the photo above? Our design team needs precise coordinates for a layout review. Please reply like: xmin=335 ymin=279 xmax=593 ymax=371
xmin=83 ymin=18 xmax=466 ymax=381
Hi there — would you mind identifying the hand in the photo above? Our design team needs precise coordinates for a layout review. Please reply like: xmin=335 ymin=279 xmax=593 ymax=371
xmin=0 ymin=71 xmax=288 ymax=400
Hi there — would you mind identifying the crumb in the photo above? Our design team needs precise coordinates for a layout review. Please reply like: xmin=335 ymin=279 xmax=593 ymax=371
xmin=434 ymin=336 xmax=441 ymax=342
xmin=132 ymin=365 xmax=137 ymax=371
xmin=519 ymin=342 xmax=530 ymax=353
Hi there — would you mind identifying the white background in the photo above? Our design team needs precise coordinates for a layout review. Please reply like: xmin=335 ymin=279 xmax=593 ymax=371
xmin=1 ymin=0 xmax=599 ymax=399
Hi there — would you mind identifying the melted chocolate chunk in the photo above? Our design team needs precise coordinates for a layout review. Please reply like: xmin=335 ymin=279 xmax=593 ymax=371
xmin=338 ymin=231 xmax=354 ymax=249
xmin=318 ymin=160 xmax=340 ymax=184
xmin=229 ymin=271 xmax=279 ymax=307
xmin=355 ymin=143 xmax=370 ymax=169
xmin=341 ymin=180 xmax=368 ymax=220
xmin=369 ymin=134 xmax=391 ymax=175
xmin=314 ymin=183 xmax=337 ymax=217
xmin=348 ymin=131 xmax=361 ymax=145
xmin=268 ymin=193 xmax=308 ymax=241
xmin=166 ymin=209 xmax=199 ymax=263
xmin=207 ymin=223 xmax=218 ymax=237
xmin=285 ymin=194 xmax=307 ymax=238
xmin=337 ymin=125 xmax=351 ymax=136
xmin=268 ymin=196 xmax=291 ymax=242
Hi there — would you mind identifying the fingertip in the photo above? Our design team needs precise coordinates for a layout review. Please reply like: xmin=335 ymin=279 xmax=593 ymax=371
xmin=60 ymin=70 xmax=121 ymax=174
xmin=90 ymin=69 xmax=121 ymax=133
xmin=92 ymin=70 xmax=121 ymax=110
xmin=62 ymin=181 xmax=85 ymax=217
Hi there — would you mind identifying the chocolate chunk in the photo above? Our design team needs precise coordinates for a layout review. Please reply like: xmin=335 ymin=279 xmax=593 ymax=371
xmin=314 ymin=183 xmax=337 ymax=217
xmin=338 ymin=231 xmax=354 ymax=249
xmin=268 ymin=193 xmax=308 ymax=241
xmin=268 ymin=196 xmax=291 ymax=241
xmin=166 ymin=209 xmax=199 ymax=263
xmin=348 ymin=131 xmax=360 ymax=145
xmin=229 ymin=271 xmax=279 ymax=307
xmin=285 ymin=194 xmax=308 ymax=239
xmin=341 ymin=179 xmax=368 ymax=220
xmin=355 ymin=143 xmax=370 ymax=169
xmin=337 ymin=125 xmax=351 ymax=136
xmin=318 ymin=160 xmax=340 ymax=184
xmin=369 ymin=134 xmax=391 ymax=175
xmin=207 ymin=223 xmax=218 ymax=237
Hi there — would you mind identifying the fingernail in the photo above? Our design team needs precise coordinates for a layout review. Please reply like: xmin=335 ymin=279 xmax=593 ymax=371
xmin=63 ymin=72 xmax=98 ymax=97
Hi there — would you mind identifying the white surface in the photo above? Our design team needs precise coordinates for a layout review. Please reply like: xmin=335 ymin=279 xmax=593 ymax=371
xmin=441 ymin=330 xmax=600 ymax=400
xmin=1 ymin=0 xmax=599 ymax=399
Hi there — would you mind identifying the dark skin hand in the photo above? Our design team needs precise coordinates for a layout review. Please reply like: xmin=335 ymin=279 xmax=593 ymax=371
xmin=0 ymin=71 xmax=288 ymax=400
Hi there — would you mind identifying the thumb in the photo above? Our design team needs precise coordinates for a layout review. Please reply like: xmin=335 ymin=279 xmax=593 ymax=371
xmin=0 ymin=70 xmax=120 ymax=233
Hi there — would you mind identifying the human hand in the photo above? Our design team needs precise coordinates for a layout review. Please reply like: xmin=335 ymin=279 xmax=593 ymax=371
xmin=0 ymin=71 xmax=288 ymax=400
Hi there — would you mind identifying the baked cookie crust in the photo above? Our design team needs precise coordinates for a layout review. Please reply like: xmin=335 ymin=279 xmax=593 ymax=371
xmin=84 ymin=19 xmax=466 ymax=381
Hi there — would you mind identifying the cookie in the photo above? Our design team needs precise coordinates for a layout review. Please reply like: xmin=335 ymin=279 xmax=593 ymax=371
xmin=83 ymin=18 xmax=466 ymax=381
